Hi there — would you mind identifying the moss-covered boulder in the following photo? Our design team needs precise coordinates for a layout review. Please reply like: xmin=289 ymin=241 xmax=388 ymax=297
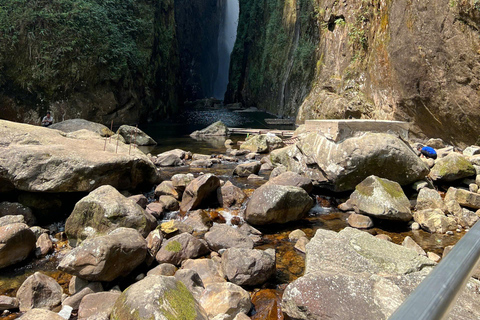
xmin=349 ymin=175 xmax=412 ymax=222
xmin=240 ymin=134 xmax=284 ymax=153
xmin=156 ymin=233 xmax=210 ymax=266
xmin=429 ymin=153 xmax=476 ymax=182
xmin=58 ymin=228 xmax=147 ymax=282
xmin=111 ymin=275 xmax=208 ymax=320
xmin=65 ymin=185 xmax=153 ymax=246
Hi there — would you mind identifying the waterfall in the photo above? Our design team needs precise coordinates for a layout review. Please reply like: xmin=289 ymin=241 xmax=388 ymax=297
xmin=213 ymin=0 xmax=239 ymax=99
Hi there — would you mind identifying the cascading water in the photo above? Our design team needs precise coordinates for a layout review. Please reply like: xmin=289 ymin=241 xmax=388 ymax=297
xmin=213 ymin=0 xmax=239 ymax=99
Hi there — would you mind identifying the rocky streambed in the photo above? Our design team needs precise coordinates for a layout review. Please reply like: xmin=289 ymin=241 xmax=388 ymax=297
xmin=2 ymin=118 xmax=480 ymax=319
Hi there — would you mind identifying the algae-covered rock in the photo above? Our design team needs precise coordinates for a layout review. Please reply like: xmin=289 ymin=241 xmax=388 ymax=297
xmin=429 ymin=153 xmax=475 ymax=181
xmin=239 ymin=134 xmax=284 ymax=153
xmin=349 ymin=175 xmax=412 ymax=221
xmin=190 ymin=121 xmax=228 ymax=137
xmin=111 ymin=275 xmax=208 ymax=320
xmin=155 ymin=233 xmax=209 ymax=266
xmin=65 ymin=185 xmax=152 ymax=246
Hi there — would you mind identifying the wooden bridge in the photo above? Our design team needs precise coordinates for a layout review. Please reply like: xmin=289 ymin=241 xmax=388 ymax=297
xmin=228 ymin=127 xmax=294 ymax=137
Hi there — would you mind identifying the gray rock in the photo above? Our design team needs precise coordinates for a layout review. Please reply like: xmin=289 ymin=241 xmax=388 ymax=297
xmin=78 ymin=292 xmax=120 ymax=320
xmin=0 ymin=202 xmax=36 ymax=226
xmin=180 ymin=174 xmax=220 ymax=212
xmin=191 ymin=159 xmax=213 ymax=168
xmin=16 ymin=272 xmax=63 ymax=311
xmin=111 ymin=275 xmax=208 ymax=320
xmin=402 ymin=236 xmax=426 ymax=256
xmin=229 ymin=149 xmax=249 ymax=157
xmin=191 ymin=121 xmax=229 ymax=137
xmin=221 ymin=248 xmax=275 ymax=286
xmin=349 ymin=176 xmax=412 ymax=221
xmin=429 ymin=153 xmax=476 ymax=182
xmin=174 ymin=269 xmax=205 ymax=299
xmin=445 ymin=187 xmax=480 ymax=210
xmin=0 ymin=223 xmax=36 ymax=269
xmin=416 ymin=188 xmax=447 ymax=212
xmin=259 ymin=162 xmax=274 ymax=174
xmin=50 ymin=119 xmax=113 ymax=136
xmin=233 ymin=162 xmax=261 ymax=177
xmin=65 ymin=185 xmax=152 ymax=246
xmin=269 ymin=165 xmax=287 ymax=179
xmin=155 ymin=232 xmax=210 ymax=266
xmin=154 ymin=152 xmax=184 ymax=167
xmin=456 ymin=208 xmax=479 ymax=228
xmin=117 ymin=125 xmax=156 ymax=145
xmin=199 ymin=282 xmax=251 ymax=320
xmin=413 ymin=209 xmax=457 ymax=234
xmin=266 ymin=171 xmax=313 ymax=193
xmin=205 ymin=224 xmax=254 ymax=251
xmin=0 ymin=120 xmax=159 ymax=193
xmin=239 ymin=134 xmax=284 ymax=153
xmin=58 ymin=228 xmax=147 ymax=282
xmin=347 ymin=212 xmax=374 ymax=229
xmin=463 ymin=145 xmax=480 ymax=156
xmin=245 ymin=184 xmax=314 ymax=225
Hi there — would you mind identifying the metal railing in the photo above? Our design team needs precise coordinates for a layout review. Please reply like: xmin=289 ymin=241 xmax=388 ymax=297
xmin=389 ymin=220 xmax=480 ymax=320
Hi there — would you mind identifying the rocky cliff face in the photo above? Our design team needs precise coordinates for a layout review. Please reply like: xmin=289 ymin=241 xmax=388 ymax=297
xmin=228 ymin=0 xmax=480 ymax=146
xmin=0 ymin=0 xmax=181 ymax=125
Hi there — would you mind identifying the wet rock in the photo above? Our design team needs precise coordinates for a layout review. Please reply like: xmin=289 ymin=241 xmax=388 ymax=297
xmin=50 ymin=119 xmax=113 ymax=136
xmin=78 ymin=291 xmax=121 ymax=320
xmin=240 ymin=134 xmax=284 ymax=153
xmin=250 ymin=289 xmax=283 ymax=320
xmin=175 ymin=269 xmax=204 ymax=299
xmin=463 ymin=146 xmax=480 ymax=156
xmin=199 ymin=282 xmax=251 ymax=320
xmin=0 ymin=223 xmax=36 ymax=269
xmin=245 ymin=152 xmax=259 ymax=160
xmin=349 ymin=176 xmax=412 ymax=222
xmin=0 ymin=120 xmax=159 ymax=193
xmin=172 ymin=173 xmax=195 ymax=193
xmin=266 ymin=171 xmax=313 ymax=193
xmin=191 ymin=159 xmax=214 ymax=168
xmin=347 ymin=212 xmax=373 ymax=229
xmin=279 ymin=133 xmax=429 ymax=192
xmin=35 ymin=233 xmax=53 ymax=258
xmin=0 ymin=296 xmax=18 ymax=311
xmin=154 ymin=152 xmax=184 ymax=167
xmin=16 ymin=272 xmax=62 ymax=311
xmin=191 ymin=121 xmax=228 ymax=137
xmin=145 ymin=229 xmax=163 ymax=265
xmin=413 ymin=209 xmax=457 ymax=234
xmin=58 ymin=228 xmax=147 ymax=282
xmin=233 ymin=162 xmax=261 ymax=177
xmin=205 ymin=224 xmax=254 ymax=251
xmin=289 ymin=229 xmax=306 ymax=241
xmin=117 ymin=125 xmax=156 ymax=145
xmin=145 ymin=202 xmax=165 ymax=219
xmin=192 ymin=154 xmax=212 ymax=161
xmin=183 ymin=210 xmax=213 ymax=233
xmin=402 ymin=236 xmax=426 ymax=256
xmin=221 ymin=248 xmax=275 ymax=286
xmin=155 ymin=232 xmax=210 ymax=266
xmin=147 ymin=263 xmax=177 ymax=276
xmin=18 ymin=308 xmax=65 ymax=320
xmin=0 ymin=215 xmax=25 ymax=227
xmin=180 ymin=174 xmax=221 ymax=212
xmin=445 ymin=187 xmax=480 ymax=210
xmin=182 ymin=258 xmax=226 ymax=285
xmin=225 ymin=139 xmax=234 ymax=148
xmin=229 ymin=149 xmax=249 ymax=157
xmin=159 ymin=195 xmax=180 ymax=211
xmin=429 ymin=153 xmax=475 ymax=182
xmin=65 ymin=185 xmax=152 ymax=246
xmin=294 ymin=236 xmax=309 ymax=253
xmin=416 ymin=188 xmax=447 ymax=212
xmin=111 ymin=275 xmax=208 ymax=320
xmin=245 ymin=184 xmax=313 ymax=225
xmin=217 ymin=181 xmax=247 ymax=208
xmin=127 ymin=194 xmax=148 ymax=209
xmin=0 ymin=202 xmax=36 ymax=226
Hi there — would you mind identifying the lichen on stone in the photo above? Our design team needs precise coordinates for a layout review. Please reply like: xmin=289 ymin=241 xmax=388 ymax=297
xmin=165 ymin=240 xmax=182 ymax=253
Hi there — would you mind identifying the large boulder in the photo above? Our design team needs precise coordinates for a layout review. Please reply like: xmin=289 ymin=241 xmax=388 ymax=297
xmin=232 ymin=162 xmax=261 ymax=177
xmin=349 ymin=176 xmax=412 ymax=221
xmin=429 ymin=153 xmax=475 ymax=181
xmin=111 ymin=275 xmax=208 ymax=320
xmin=245 ymin=184 xmax=314 ymax=225
xmin=445 ymin=187 xmax=480 ymax=210
xmin=16 ymin=272 xmax=63 ymax=312
xmin=0 ymin=223 xmax=36 ymax=269
xmin=273 ymin=132 xmax=429 ymax=192
xmin=154 ymin=152 xmax=184 ymax=167
xmin=155 ymin=232 xmax=210 ymax=266
xmin=190 ymin=121 xmax=229 ymax=137
xmin=239 ymin=134 xmax=285 ymax=153
xmin=50 ymin=119 xmax=114 ymax=136
xmin=182 ymin=259 xmax=226 ymax=285
xmin=199 ymin=282 xmax=251 ymax=320
xmin=416 ymin=188 xmax=448 ymax=212
xmin=117 ymin=125 xmax=156 ymax=145
xmin=413 ymin=209 xmax=457 ymax=234
xmin=204 ymin=224 xmax=254 ymax=251
xmin=180 ymin=174 xmax=221 ymax=212
xmin=65 ymin=185 xmax=152 ymax=246
xmin=0 ymin=120 xmax=159 ymax=192
xmin=221 ymin=248 xmax=275 ymax=286
xmin=0 ymin=201 xmax=36 ymax=226
xmin=58 ymin=228 xmax=147 ymax=282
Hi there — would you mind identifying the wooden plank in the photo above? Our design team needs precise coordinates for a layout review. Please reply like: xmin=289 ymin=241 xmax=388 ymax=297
xmin=228 ymin=127 xmax=294 ymax=137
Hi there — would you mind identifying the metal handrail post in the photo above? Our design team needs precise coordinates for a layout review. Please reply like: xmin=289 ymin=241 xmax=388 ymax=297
xmin=389 ymin=220 xmax=480 ymax=320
